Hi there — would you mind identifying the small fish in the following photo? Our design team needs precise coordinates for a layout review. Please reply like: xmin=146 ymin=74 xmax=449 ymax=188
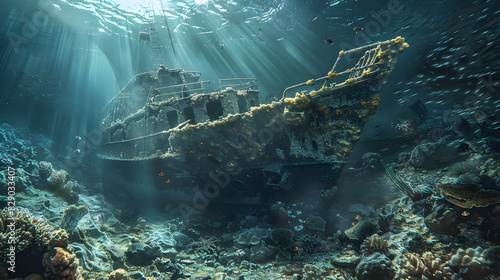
xmin=75 ymin=136 xmax=82 ymax=141
xmin=166 ymin=179 xmax=171 ymax=183
xmin=259 ymin=28 xmax=262 ymax=36
xmin=355 ymin=215 xmax=360 ymax=220
xmin=461 ymin=211 xmax=470 ymax=217
xmin=219 ymin=44 xmax=224 ymax=49
xmin=325 ymin=37 xmax=334 ymax=44
xmin=351 ymin=222 xmax=355 ymax=226
xmin=159 ymin=172 xmax=165 ymax=176
xmin=353 ymin=27 xmax=364 ymax=32
xmin=93 ymin=213 xmax=106 ymax=225
xmin=74 ymin=149 xmax=81 ymax=154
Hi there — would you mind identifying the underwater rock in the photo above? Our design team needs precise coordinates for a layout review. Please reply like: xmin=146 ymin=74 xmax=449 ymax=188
xmin=303 ymin=264 xmax=327 ymax=279
xmin=355 ymin=252 xmax=396 ymax=280
xmin=345 ymin=219 xmax=379 ymax=241
xmin=249 ymin=244 xmax=278 ymax=264
xmin=125 ymin=242 xmax=161 ymax=266
xmin=108 ymin=268 xmax=129 ymax=280
xmin=23 ymin=274 xmax=44 ymax=280
xmin=234 ymin=227 xmax=268 ymax=248
xmin=348 ymin=204 xmax=375 ymax=216
xmin=406 ymin=138 xmax=468 ymax=169
xmin=146 ymin=230 xmax=177 ymax=253
xmin=424 ymin=201 xmax=458 ymax=236
xmin=212 ymin=272 xmax=227 ymax=280
xmin=481 ymin=204 xmax=500 ymax=244
xmin=69 ymin=242 xmax=107 ymax=272
xmin=439 ymin=183 xmax=500 ymax=208
xmin=173 ymin=232 xmax=189 ymax=248
xmin=218 ymin=249 xmax=248 ymax=265
xmin=60 ymin=205 xmax=89 ymax=233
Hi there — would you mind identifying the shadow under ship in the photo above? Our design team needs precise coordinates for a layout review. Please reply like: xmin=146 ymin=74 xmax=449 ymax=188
xmin=99 ymin=37 xmax=409 ymax=216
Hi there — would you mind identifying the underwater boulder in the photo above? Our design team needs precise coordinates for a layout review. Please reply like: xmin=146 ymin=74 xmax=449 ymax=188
xmin=355 ymin=252 xmax=396 ymax=280
xmin=125 ymin=242 xmax=161 ymax=266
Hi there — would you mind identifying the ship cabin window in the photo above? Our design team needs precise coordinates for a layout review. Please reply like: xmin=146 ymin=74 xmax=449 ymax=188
xmin=207 ymin=100 xmax=224 ymax=121
xmin=249 ymin=99 xmax=256 ymax=107
xmin=183 ymin=106 xmax=196 ymax=124
xmin=167 ymin=110 xmax=179 ymax=128
xmin=238 ymin=97 xmax=248 ymax=113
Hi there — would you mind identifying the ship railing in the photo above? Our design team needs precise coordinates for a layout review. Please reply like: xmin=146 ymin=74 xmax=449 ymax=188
xmin=281 ymin=36 xmax=406 ymax=101
xmin=219 ymin=78 xmax=258 ymax=91
xmin=148 ymin=81 xmax=212 ymax=104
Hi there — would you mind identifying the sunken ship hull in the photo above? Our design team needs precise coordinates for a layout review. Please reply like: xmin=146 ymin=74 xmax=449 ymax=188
xmin=99 ymin=37 xmax=408 ymax=211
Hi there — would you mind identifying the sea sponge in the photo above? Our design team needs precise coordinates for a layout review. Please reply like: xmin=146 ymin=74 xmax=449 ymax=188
xmin=38 ymin=161 xmax=54 ymax=179
xmin=43 ymin=247 xmax=82 ymax=280
xmin=49 ymin=229 xmax=69 ymax=249
xmin=360 ymin=234 xmax=389 ymax=256
xmin=48 ymin=170 xmax=68 ymax=189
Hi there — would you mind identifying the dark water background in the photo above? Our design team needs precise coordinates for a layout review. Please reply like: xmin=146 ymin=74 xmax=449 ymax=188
xmin=0 ymin=0 xmax=499 ymax=173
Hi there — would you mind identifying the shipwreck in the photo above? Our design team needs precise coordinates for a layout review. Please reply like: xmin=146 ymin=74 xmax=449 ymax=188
xmin=99 ymin=37 xmax=409 ymax=213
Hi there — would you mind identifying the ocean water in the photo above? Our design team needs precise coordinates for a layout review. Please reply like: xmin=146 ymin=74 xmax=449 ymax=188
xmin=1 ymin=0 xmax=500 ymax=279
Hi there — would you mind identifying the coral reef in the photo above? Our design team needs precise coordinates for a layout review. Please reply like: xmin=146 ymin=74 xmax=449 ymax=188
xmin=0 ymin=207 xmax=55 ymax=277
xmin=438 ymin=183 xmax=500 ymax=208
xmin=43 ymin=247 xmax=82 ymax=280
xmin=360 ymin=234 xmax=389 ymax=256
xmin=187 ymin=236 xmax=219 ymax=255
xmin=233 ymin=227 xmax=268 ymax=248
xmin=345 ymin=219 xmax=379 ymax=241
xmin=305 ymin=215 xmax=326 ymax=232
xmin=355 ymin=252 xmax=396 ymax=280
xmin=397 ymin=252 xmax=452 ymax=280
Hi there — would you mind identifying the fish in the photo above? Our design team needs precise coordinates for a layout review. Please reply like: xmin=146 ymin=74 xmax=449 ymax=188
xmin=408 ymin=100 xmax=428 ymax=124
xmin=355 ymin=215 xmax=360 ymax=220
xmin=159 ymin=172 xmax=165 ymax=176
xmin=353 ymin=27 xmax=364 ymax=32
xmin=219 ymin=44 xmax=224 ymax=49
xmin=75 ymin=136 xmax=82 ymax=141
xmin=259 ymin=28 xmax=262 ymax=36
xmin=461 ymin=211 xmax=470 ymax=217
xmin=166 ymin=179 xmax=172 ymax=183
xmin=324 ymin=37 xmax=334 ymax=45
xmin=93 ymin=213 xmax=106 ymax=226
